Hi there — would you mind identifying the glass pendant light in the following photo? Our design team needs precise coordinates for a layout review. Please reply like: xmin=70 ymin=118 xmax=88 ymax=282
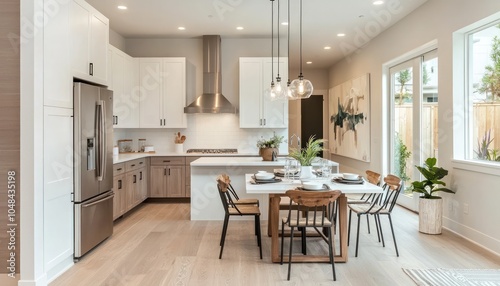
xmin=272 ymin=0 xmax=287 ymax=100
xmin=289 ymin=0 xmax=313 ymax=99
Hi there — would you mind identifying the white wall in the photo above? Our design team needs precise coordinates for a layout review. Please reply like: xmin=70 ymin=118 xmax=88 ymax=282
xmin=109 ymin=29 xmax=126 ymax=51
xmin=328 ymin=0 xmax=500 ymax=255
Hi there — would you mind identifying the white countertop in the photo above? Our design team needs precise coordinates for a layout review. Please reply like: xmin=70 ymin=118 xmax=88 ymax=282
xmin=190 ymin=156 xmax=286 ymax=167
xmin=113 ymin=152 xmax=261 ymax=164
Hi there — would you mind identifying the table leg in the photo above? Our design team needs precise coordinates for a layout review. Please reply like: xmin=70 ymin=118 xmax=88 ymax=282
xmin=270 ymin=194 xmax=281 ymax=263
xmin=337 ymin=194 xmax=348 ymax=262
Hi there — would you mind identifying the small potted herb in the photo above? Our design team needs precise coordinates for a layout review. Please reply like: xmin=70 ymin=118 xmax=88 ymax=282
xmin=257 ymin=134 xmax=284 ymax=161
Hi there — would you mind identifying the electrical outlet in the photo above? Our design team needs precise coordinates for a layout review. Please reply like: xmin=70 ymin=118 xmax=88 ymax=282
xmin=464 ymin=203 xmax=469 ymax=215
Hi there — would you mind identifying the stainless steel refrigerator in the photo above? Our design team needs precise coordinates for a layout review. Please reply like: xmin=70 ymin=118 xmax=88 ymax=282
xmin=73 ymin=82 xmax=114 ymax=259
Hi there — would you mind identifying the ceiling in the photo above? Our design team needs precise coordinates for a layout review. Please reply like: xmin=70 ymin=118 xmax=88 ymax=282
xmin=87 ymin=0 xmax=428 ymax=69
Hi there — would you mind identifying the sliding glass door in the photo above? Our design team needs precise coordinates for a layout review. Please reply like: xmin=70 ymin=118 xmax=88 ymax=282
xmin=389 ymin=50 xmax=438 ymax=211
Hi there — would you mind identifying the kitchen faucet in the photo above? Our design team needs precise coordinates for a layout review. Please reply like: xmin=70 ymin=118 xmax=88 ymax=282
xmin=289 ymin=134 xmax=301 ymax=149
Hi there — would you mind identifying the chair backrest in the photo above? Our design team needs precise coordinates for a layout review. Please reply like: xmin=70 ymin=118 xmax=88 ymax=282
xmin=379 ymin=174 xmax=403 ymax=212
xmin=365 ymin=170 xmax=381 ymax=186
xmin=216 ymin=174 xmax=239 ymax=214
xmin=285 ymin=190 xmax=342 ymax=227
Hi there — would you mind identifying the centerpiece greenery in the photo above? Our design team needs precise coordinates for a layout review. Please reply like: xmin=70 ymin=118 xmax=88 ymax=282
xmin=257 ymin=134 xmax=284 ymax=161
xmin=289 ymin=136 xmax=325 ymax=166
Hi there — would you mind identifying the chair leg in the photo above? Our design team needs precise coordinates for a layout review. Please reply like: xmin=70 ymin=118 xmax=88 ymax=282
xmin=327 ymin=227 xmax=336 ymax=281
xmin=366 ymin=215 xmax=371 ymax=234
xmin=280 ymin=221 xmax=285 ymax=265
xmin=377 ymin=214 xmax=386 ymax=247
xmin=355 ymin=214 xmax=361 ymax=257
xmin=387 ymin=214 xmax=399 ymax=257
xmin=256 ymin=215 xmax=263 ymax=259
xmin=287 ymin=226 xmax=295 ymax=281
xmin=374 ymin=214 xmax=381 ymax=242
xmin=301 ymin=227 xmax=307 ymax=255
xmin=219 ymin=214 xmax=230 ymax=259
xmin=348 ymin=209 xmax=352 ymax=246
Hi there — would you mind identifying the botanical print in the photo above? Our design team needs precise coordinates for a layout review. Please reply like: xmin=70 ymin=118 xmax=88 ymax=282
xmin=329 ymin=74 xmax=370 ymax=162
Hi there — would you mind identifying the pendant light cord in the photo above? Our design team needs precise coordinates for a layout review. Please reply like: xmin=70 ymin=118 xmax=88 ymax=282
xmin=271 ymin=0 xmax=274 ymax=85
xmin=299 ymin=0 xmax=303 ymax=78
xmin=276 ymin=0 xmax=280 ymax=80
xmin=287 ymin=0 xmax=290 ymax=84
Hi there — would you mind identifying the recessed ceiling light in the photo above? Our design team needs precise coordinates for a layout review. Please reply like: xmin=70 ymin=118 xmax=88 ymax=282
xmin=373 ymin=1 xmax=384 ymax=5
xmin=324 ymin=46 xmax=331 ymax=50
xmin=236 ymin=26 xmax=244 ymax=30
xmin=178 ymin=27 xmax=186 ymax=30
xmin=281 ymin=22 xmax=288 ymax=26
xmin=306 ymin=61 xmax=312 ymax=64
xmin=337 ymin=33 xmax=346 ymax=37
xmin=117 ymin=5 xmax=127 ymax=10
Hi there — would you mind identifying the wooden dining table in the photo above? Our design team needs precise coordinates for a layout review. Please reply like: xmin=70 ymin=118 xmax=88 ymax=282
xmin=245 ymin=174 xmax=383 ymax=263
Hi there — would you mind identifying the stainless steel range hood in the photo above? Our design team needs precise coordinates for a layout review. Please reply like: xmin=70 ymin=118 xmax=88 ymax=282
xmin=184 ymin=35 xmax=237 ymax=114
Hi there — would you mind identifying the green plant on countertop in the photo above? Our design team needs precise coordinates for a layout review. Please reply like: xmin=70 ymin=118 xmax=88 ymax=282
xmin=256 ymin=134 xmax=285 ymax=149
xmin=289 ymin=136 xmax=325 ymax=166
xmin=411 ymin=157 xmax=455 ymax=199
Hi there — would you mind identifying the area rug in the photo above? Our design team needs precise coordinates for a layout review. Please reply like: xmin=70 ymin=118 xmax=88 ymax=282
xmin=403 ymin=268 xmax=500 ymax=286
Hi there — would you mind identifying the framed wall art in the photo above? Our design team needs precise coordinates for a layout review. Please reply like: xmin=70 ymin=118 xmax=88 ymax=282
xmin=328 ymin=73 xmax=371 ymax=162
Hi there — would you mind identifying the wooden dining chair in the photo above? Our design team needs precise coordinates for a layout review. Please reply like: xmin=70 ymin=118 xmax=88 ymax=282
xmin=347 ymin=170 xmax=381 ymax=244
xmin=219 ymin=174 xmax=260 ymax=206
xmin=348 ymin=174 xmax=403 ymax=257
xmin=216 ymin=174 xmax=262 ymax=259
xmin=280 ymin=189 xmax=342 ymax=281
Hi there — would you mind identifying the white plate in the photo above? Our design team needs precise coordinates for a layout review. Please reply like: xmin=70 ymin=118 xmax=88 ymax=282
xmin=255 ymin=173 xmax=274 ymax=180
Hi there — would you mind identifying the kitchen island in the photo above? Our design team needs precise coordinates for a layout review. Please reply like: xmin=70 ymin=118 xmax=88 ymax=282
xmin=190 ymin=157 xmax=339 ymax=220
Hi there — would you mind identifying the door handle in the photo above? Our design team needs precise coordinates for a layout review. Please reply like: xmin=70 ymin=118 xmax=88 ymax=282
xmin=140 ymin=171 xmax=143 ymax=180
xmin=82 ymin=194 xmax=114 ymax=208
xmin=118 ymin=179 xmax=122 ymax=189
xmin=168 ymin=168 xmax=171 ymax=176
xmin=133 ymin=174 xmax=137 ymax=183
xmin=89 ymin=62 xmax=94 ymax=76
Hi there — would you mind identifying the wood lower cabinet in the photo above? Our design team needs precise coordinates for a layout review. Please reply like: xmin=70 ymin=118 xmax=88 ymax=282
xmin=113 ymin=158 xmax=148 ymax=220
xmin=150 ymin=157 xmax=186 ymax=198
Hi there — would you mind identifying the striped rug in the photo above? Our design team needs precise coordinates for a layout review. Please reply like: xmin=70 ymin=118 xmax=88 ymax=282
xmin=403 ymin=268 xmax=500 ymax=286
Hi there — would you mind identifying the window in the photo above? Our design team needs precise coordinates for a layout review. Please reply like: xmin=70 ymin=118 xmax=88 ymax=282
xmin=467 ymin=22 xmax=500 ymax=163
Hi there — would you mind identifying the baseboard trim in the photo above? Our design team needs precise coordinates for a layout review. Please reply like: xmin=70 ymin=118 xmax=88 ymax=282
xmin=18 ymin=273 xmax=47 ymax=286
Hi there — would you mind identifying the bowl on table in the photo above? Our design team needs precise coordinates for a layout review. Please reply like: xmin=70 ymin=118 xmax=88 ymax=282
xmin=343 ymin=173 xmax=359 ymax=180
xmin=255 ymin=172 xmax=275 ymax=180
xmin=301 ymin=181 xmax=324 ymax=190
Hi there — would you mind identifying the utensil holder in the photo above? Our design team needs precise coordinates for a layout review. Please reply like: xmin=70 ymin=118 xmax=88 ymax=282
xmin=175 ymin=143 xmax=184 ymax=153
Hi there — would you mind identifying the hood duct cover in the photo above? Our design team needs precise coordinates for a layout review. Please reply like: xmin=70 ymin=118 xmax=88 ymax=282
xmin=184 ymin=35 xmax=237 ymax=114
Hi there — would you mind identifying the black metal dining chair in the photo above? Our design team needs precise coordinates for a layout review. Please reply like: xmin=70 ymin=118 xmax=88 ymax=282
xmin=216 ymin=174 xmax=262 ymax=259
xmin=280 ymin=189 xmax=342 ymax=281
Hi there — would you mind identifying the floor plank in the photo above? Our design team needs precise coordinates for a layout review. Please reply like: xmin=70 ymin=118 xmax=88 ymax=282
xmin=50 ymin=202 xmax=500 ymax=286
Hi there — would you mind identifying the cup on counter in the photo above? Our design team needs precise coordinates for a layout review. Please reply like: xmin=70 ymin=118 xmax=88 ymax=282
xmin=113 ymin=146 xmax=119 ymax=156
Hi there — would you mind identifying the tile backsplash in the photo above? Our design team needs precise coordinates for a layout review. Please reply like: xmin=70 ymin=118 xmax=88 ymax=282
xmin=113 ymin=113 xmax=288 ymax=154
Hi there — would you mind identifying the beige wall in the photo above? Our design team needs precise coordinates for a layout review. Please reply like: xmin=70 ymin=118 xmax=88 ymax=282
xmin=109 ymin=29 xmax=126 ymax=51
xmin=328 ymin=0 xmax=500 ymax=255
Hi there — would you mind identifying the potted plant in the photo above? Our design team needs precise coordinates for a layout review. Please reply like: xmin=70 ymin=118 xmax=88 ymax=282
xmin=257 ymin=134 xmax=284 ymax=161
xmin=411 ymin=157 xmax=455 ymax=234
xmin=289 ymin=136 xmax=325 ymax=178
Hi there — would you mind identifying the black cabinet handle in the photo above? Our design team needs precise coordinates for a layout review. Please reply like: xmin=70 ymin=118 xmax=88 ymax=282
xmin=118 ymin=179 xmax=122 ymax=189
xmin=164 ymin=168 xmax=167 ymax=176
xmin=168 ymin=168 xmax=171 ymax=176
xmin=131 ymin=164 xmax=135 ymax=167
xmin=140 ymin=171 xmax=143 ymax=180
xmin=133 ymin=175 xmax=136 ymax=183
xmin=139 ymin=162 xmax=143 ymax=165
xmin=89 ymin=63 xmax=94 ymax=76
xmin=163 ymin=160 xmax=171 ymax=163
xmin=116 ymin=168 xmax=122 ymax=171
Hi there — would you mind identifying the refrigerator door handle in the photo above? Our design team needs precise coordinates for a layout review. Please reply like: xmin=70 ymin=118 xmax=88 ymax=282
xmin=82 ymin=193 xmax=114 ymax=208
xmin=97 ymin=100 xmax=106 ymax=181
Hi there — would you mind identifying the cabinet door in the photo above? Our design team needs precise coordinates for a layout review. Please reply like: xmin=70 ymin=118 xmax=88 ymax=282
xmin=139 ymin=59 xmax=162 ymax=128
xmin=149 ymin=166 xmax=167 ymax=197
xmin=262 ymin=58 xmax=288 ymax=128
xmin=113 ymin=174 xmax=125 ymax=220
xmin=122 ymin=57 xmax=140 ymax=128
xmin=44 ymin=1 xmax=72 ymax=108
xmin=125 ymin=172 xmax=137 ymax=210
xmin=163 ymin=58 xmax=187 ymax=128
xmin=239 ymin=58 xmax=264 ymax=128
xmin=166 ymin=166 xmax=185 ymax=197
xmin=89 ymin=12 xmax=108 ymax=82
xmin=70 ymin=0 xmax=91 ymax=79
xmin=135 ymin=168 xmax=147 ymax=203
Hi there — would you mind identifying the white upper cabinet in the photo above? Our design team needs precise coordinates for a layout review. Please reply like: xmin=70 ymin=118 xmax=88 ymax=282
xmin=43 ymin=0 xmax=72 ymax=108
xmin=138 ymin=58 xmax=187 ymax=128
xmin=239 ymin=57 xmax=288 ymax=128
xmin=108 ymin=45 xmax=140 ymax=128
xmin=70 ymin=0 xmax=109 ymax=85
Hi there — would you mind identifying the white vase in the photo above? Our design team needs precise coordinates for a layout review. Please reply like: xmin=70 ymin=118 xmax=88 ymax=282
xmin=300 ymin=166 xmax=314 ymax=179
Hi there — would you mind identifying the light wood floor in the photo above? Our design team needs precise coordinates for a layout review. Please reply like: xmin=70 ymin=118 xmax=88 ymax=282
xmin=51 ymin=201 xmax=500 ymax=286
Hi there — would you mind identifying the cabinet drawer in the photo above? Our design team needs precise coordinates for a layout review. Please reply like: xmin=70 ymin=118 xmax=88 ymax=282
xmin=151 ymin=156 xmax=185 ymax=166
xmin=113 ymin=163 xmax=125 ymax=175
xmin=125 ymin=158 xmax=147 ymax=172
